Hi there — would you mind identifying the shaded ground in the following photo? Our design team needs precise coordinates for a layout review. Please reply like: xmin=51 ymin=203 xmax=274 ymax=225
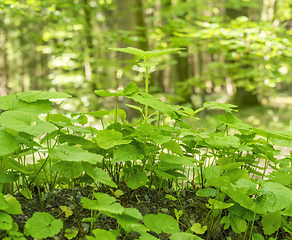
xmin=8 ymin=186 xmax=291 ymax=240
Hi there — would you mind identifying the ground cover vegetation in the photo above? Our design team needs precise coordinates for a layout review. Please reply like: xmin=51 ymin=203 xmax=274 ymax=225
xmin=1 ymin=48 xmax=292 ymax=240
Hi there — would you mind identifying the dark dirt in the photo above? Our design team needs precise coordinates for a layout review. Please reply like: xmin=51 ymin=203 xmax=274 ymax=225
xmin=6 ymin=186 xmax=291 ymax=240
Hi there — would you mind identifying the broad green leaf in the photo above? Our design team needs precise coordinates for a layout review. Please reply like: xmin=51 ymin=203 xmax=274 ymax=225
xmin=49 ymin=145 xmax=103 ymax=164
xmin=268 ymin=171 xmax=292 ymax=186
xmin=82 ymin=162 xmax=117 ymax=188
xmin=137 ymin=123 xmax=155 ymax=136
xmin=0 ymin=192 xmax=9 ymax=211
xmin=65 ymin=228 xmax=78 ymax=240
xmin=220 ymin=162 xmax=244 ymax=171
xmin=153 ymin=135 xmax=172 ymax=144
xmin=159 ymin=154 xmax=194 ymax=167
xmin=127 ymin=172 xmax=147 ymax=189
xmin=143 ymin=213 xmax=179 ymax=234
xmin=128 ymin=92 xmax=184 ymax=119
xmin=0 ymin=95 xmax=52 ymax=114
xmin=204 ymin=165 xmax=223 ymax=180
xmin=191 ymin=223 xmax=207 ymax=234
xmin=17 ymin=91 xmax=71 ymax=102
xmin=217 ymin=112 xmax=252 ymax=130
xmin=206 ymin=134 xmax=240 ymax=148
xmin=228 ymin=201 xmax=258 ymax=222
xmin=47 ymin=113 xmax=72 ymax=127
xmin=85 ymin=110 xmax=110 ymax=118
xmin=93 ymin=129 xmax=132 ymax=149
xmin=113 ymin=144 xmax=144 ymax=163
xmin=170 ymin=232 xmax=204 ymax=240
xmin=86 ymin=229 xmax=116 ymax=240
xmin=122 ymin=82 xmax=140 ymax=95
xmin=0 ymin=212 xmax=13 ymax=230
xmin=0 ymin=111 xmax=56 ymax=136
xmin=230 ymin=215 xmax=247 ymax=234
xmin=6 ymin=159 xmax=30 ymax=174
xmin=204 ymin=101 xmax=238 ymax=112
xmin=256 ymin=129 xmax=292 ymax=141
xmin=196 ymin=188 xmax=217 ymax=197
xmin=3 ymin=194 xmax=22 ymax=214
xmin=220 ymin=216 xmax=230 ymax=230
xmin=207 ymin=199 xmax=234 ymax=209
xmin=81 ymin=192 xmax=123 ymax=215
xmin=261 ymin=211 xmax=281 ymax=235
xmin=94 ymin=89 xmax=124 ymax=98
xmin=163 ymin=140 xmax=183 ymax=156
xmin=224 ymin=180 xmax=292 ymax=214
xmin=252 ymin=233 xmax=265 ymax=240
xmin=139 ymin=233 xmax=159 ymax=240
xmin=24 ymin=212 xmax=63 ymax=238
xmin=0 ymin=131 xmax=19 ymax=156
xmin=50 ymin=161 xmax=83 ymax=179
xmin=109 ymin=47 xmax=146 ymax=59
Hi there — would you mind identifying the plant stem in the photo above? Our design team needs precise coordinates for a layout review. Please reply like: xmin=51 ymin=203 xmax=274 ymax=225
xmin=115 ymin=96 xmax=118 ymax=123
xmin=145 ymin=66 xmax=149 ymax=121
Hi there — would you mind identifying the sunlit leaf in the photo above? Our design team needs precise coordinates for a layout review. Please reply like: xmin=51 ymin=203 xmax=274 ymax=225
xmin=191 ymin=223 xmax=207 ymax=234
xmin=49 ymin=144 xmax=103 ymax=164
xmin=82 ymin=162 xmax=117 ymax=188
xmin=93 ymin=129 xmax=132 ymax=149
xmin=143 ymin=213 xmax=179 ymax=234
xmin=17 ymin=91 xmax=71 ymax=103
xmin=24 ymin=212 xmax=63 ymax=238
xmin=0 ymin=131 xmax=19 ymax=156
xmin=0 ymin=111 xmax=56 ymax=136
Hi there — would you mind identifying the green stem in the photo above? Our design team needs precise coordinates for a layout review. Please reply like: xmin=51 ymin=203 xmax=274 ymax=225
xmin=115 ymin=96 xmax=118 ymax=123
xmin=145 ymin=66 xmax=149 ymax=121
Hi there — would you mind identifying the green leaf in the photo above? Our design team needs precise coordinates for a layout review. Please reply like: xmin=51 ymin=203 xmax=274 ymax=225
xmin=49 ymin=145 xmax=103 ymax=164
xmin=159 ymin=154 xmax=194 ymax=167
xmin=94 ymin=89 xmax=124 ymax=98
xmin=85 ymin=110 xmax=110 ymax=118
xmin=170 ymin=232 xmax=204 ymax=240
xmin=81 ymin=192 xmax=123 ymax=215
xmin=0 ymin=212 xmax=13 ymax=230
xmin=93 ymin=129 xmax=132 ymax=150
xmin=113 ymin=144 xmax=144 ymax=163
xmin=220 ymin=216 xmax=230 ymax=230
xmin=139 ymin=233 xmax=159 ymax=240
xmin=0 ymin=94 xmax=52 ymax=114
xmin=122 ymin=82 xmax=140 ymax=95
xmin=163 ymin=140 xmax=183 ymax=156
xmin=86 ymin=229 xmax=116 ymax=240
xmin=0 ymin=111 xmax=56 ymax=136
xmin=127 ymin=172 xmax=147 ymax=189
xmin=153 ymin=135 xmax=172 ymax=145
xmin=24 ymin=212 xmax=63 ymax=238
xmin=64 ymin=228 xmax=78 ymax=239
xmin=191 ymin=223 xmax=207 ymax=234
xmin=82 ymin=162 xmax=117 ymax=188
xmin=0 ymin=192 xmax=9 ymax=211
xmin=206 ymin=134 xmax=240 ymax=148
xmin=268 ymin=171 xmax=292 ymax=186
xmin=196 ymin=188 xmax=217 ymax=198
xmin=50 ymin=161 xmax=83 ymax=179
xmin=261 ymin=211 xmax=281 ymax=235
xmin=6 ymin=159 xmax=30 ymax=174
xmin=174 ymin=209 xmax=183 ymax=221
xmin=207 ymin=199 xmax=234 ymax=209
xmin=109 ymin=47 xmax=146 ymax=59
xmin=204 ymin=101 xmax=238 ymax=112
xmin=217 ymin=112 xmax=252 ymax=130
xmin=128 ymin=92 xmax=184 ymax=119
xmin=230 ymin=215 xmax=247 ymax=234
xmin=204 ymin=165 xmax=223 ymax=180
xmin=17 ymin=91 xmax=71 ymax=102
xmin=0 ymin=131 xmax=19 ymax=156
xmin=3 ymin=194 xmax=23 ymax=214
xmin=252 ymin=233 xmax=265 ymax=240
xmin=143 ymin=213 xmax=179 ymax=235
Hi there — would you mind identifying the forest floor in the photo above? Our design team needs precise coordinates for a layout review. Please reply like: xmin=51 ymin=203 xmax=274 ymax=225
xmin=11 ymin=186 xmax=289 ymax=240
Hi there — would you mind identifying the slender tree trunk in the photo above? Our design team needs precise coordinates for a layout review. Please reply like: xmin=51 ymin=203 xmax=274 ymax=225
xmin=0 ymin=28 xmax=9 ymax=96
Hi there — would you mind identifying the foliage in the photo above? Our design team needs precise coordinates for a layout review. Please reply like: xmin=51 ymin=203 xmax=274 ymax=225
xmin=1 ymin=48 xmax=292 ymax=240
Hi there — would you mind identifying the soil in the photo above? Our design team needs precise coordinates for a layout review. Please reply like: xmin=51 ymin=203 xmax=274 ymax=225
xmin=6 ymin=186 xmax=291 ymax=240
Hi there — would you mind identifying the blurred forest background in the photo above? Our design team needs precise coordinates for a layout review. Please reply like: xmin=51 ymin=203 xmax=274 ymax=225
xmin=1 ymin=0 xmax=292 ymax=130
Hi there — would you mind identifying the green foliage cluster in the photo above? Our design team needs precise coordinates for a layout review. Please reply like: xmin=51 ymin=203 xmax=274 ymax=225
xmin=1 ymin=48 xmax=292 ymax=240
